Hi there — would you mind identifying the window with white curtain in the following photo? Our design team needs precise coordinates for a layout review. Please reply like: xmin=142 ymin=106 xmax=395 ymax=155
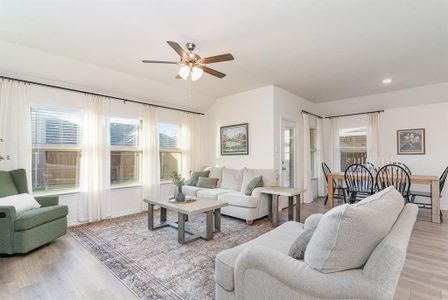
xmin=159 ymin=123 xmax=181 ymax=180
xmin=339 ymin=127 xmax=367 ymax=171
xmin=310 ymin=128 xmax=318 ymax=178
xmin=31 ymin=107 xmax=83 ymax=192
xmin=110 ymin=117 xmax=142 ymax=186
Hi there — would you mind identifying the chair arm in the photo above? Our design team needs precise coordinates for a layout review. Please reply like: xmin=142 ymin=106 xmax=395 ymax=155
xmin=234 ymin=246 xmax=385 ymax=300
xmin=35 ymin=195 xmax=59 ymax=207
xmin=0 ymin=205 xmax=16 ymax=222
xmin=0 ymin=206 xmax=16 ymax=254
xmin=250 ymin=187 xmax=265 ymax=197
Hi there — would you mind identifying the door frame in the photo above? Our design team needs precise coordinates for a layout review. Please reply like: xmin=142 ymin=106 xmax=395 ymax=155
xmin=280 ymin=118 xmax=298 ymax=188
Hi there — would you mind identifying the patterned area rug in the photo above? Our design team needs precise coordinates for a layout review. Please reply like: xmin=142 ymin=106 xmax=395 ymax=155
xmin=70 ymin=211 xmax=276 ymax=300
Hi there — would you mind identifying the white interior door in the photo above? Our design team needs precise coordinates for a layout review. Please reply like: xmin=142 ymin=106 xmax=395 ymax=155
xmin=281 ymin=120 xmax=297 ymax=188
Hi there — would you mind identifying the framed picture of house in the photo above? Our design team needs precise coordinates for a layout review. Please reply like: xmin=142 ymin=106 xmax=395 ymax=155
xmin=220 ymin=123 xmax=249 ymax=155
xmin=397 ymin=128 xmax=425 ymax=155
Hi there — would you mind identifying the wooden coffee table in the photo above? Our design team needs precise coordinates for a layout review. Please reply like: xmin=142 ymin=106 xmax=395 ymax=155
xmin=144 ymin=198 xmax=228 ymax=244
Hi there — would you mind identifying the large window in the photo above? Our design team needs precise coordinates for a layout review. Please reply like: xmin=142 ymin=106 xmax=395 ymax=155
xmin=31 ymin=107 xmax=82 ymax=192
xmin=110 ymin=117 xmax=142 ymax=185
xmin=339 ymin=127 xmax=367 ymax=171
xmin=159 ymin=123 xmax=181 ymax=181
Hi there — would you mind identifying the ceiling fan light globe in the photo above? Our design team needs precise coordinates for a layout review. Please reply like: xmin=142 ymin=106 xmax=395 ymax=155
xmin=191 ymin=66 xmax=204 ymax=81
xmin=178 ymin=65 xmax=190 ymax=80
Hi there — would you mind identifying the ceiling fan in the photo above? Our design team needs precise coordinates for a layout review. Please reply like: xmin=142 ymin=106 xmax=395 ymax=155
xmin=142 ymin=41 xmax=234 ymax=81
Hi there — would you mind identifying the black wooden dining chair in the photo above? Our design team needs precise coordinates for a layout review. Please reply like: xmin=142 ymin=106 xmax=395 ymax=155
xmin=344 ymin=164 xmax=375 ymax=203
xmin=409 ymin=166 xmax=448 ymax=222
xmin=363 ymin=162 xmax=378 ymax=176
xmin=322 ymin=162 xmax=347 ymax=205
xmin=392 ymin=162 xmax=412 ymax=175
xmin=376 ymin=164 xmax=411 ymax=202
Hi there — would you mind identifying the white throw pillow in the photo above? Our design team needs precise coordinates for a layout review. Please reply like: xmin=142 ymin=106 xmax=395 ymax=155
xmin=304 ymin=186 xmax=404 ymax=273
xmin=220 ymin=168 xmax=244 ymax=191
xmin=0 ymin=193 xmax=41 ymax=213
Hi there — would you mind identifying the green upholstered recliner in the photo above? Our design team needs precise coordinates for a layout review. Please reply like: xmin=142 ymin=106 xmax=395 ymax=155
xmin=0 ymin=169 xmax=68 ymax=254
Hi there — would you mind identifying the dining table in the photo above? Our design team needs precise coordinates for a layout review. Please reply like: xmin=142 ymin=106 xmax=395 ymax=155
xmin=326 ymin=172 xmax=441 ymax=223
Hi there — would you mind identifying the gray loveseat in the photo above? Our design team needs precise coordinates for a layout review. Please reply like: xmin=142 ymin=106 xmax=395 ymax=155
xmin=215 ymin=193 xmax=418 ymax=299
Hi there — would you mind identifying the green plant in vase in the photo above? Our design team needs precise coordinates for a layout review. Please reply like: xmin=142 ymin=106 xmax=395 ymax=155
xmin=170 ymin=171 xmax=186 ymax=202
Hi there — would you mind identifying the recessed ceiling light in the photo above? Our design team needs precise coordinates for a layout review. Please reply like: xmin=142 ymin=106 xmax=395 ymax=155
xmin=382 ymin=78 xmax=392 ymax=85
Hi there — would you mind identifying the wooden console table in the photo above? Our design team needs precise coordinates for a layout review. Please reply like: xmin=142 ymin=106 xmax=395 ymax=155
xmin=260 ymin=187 xmax=306 ymax=227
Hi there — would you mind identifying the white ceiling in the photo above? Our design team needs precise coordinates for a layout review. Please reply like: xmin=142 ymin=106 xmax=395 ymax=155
xmin=0 ymin=0 xmax=447 ymax=103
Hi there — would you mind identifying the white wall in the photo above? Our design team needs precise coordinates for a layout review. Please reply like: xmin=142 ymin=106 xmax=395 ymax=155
xmin=28 ymin=84 xmax=180 ymax=225
xmin=317 ymin=83 xmax=448 ymax=209
xmin=202 ymin=85 xmax=275 ymax=169
xmin=202 ymin=85 xmax=322 ymax=200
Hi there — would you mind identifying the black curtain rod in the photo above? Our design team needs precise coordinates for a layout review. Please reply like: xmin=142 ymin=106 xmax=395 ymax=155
xmin=301 ymin=110 xmax=323 ymax=119
xmin=325 ymin=110 xmax=384 ymax=119
xmin=0 ymin=75 xmax=205 ymax=115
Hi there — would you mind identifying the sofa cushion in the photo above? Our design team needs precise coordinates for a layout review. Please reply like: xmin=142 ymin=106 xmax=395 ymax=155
xmin=305 ymin=186 xmax=404 ymax=273
xmin=215 ymin=221 xmax=304 ymax=291
xmin=240 ymin=168 xmax=278 ymax=192
xmin=15 ymin=205 xmax=68 ymax=231
xmin=218 ymin=192 xmax=259 ymax=208
xmin=182 ymin=185 xmax=206 ymax=196
xmin=196 ymin=177 xmax=219 ymax=189
xmin=289 ymin=213 xmax=323 ymax=259
xmin=187 ymin=170 xmax=209 ymax=186
xmin=204 ymin=167 xmax=223 ymax=187
xmin=220 ymin=168 xmax=244 ymax=191
xmin=197 ymin=188 xmax=233 ymax=200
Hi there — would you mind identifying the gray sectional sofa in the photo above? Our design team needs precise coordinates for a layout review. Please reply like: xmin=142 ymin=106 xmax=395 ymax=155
xmin=215 ymin=187 xmax=418 ymax=300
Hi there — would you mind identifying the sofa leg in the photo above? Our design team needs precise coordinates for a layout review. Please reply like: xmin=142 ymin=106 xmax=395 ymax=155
xmin=246 ymin=220 xmax=254 ymax=225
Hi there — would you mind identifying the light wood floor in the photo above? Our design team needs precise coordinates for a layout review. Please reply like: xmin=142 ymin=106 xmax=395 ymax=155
xmin=0 ymin=198 xmax=447 ymax=300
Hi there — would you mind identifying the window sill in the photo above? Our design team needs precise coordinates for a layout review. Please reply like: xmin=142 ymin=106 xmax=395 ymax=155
xmin=33 ymin=189 xmax=80 ymax=197
xmin=110 ymin=183 xmax=142 ymax=190
xmin=160 ymin=180 xmax=174 ymax=185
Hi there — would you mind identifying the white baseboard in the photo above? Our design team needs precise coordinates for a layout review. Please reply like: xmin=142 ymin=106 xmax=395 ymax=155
xmin=110 ymin=208 xmax=145 ymax=218
xmin=67 ymin=208 xmax=146 ymax=227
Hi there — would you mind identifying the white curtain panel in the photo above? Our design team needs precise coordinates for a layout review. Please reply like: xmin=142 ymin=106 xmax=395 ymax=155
xmin=78 ymin=94 xmax=111 ymax=222
xmin=316 ymin=117 xmax=326 ymax=197
xmin=331 ymin=118 xmax=341 ymax=171
xmin=141 ymin=105 xmax=160 ymax=205
xmin=367 ymin=112 xmax=380 ymax=164
xmin=0 ymin=79 xmax=32 ymax=191
xmin=302 ymin=113 xmax=313 ymax=203
xmin=181 ymin=112 xmax=202 ymax=179
xmin=322 ymin=118 xmax=333 ymax=169
xmin=321 ymin=117 xmax=341 ymax=172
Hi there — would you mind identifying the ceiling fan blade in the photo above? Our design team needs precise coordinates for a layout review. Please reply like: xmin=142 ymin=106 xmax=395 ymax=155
xmin=142 ymin=60 xmax=178 ymax=64
xmin=198 ymin=53 xmax=234 ymax=64
xmin=198 ymin=65 xmax=226 ymax=78
xmin=167 ymin=41 xmax=188 ymax=60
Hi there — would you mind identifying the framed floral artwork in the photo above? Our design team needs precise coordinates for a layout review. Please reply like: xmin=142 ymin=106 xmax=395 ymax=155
xmin=220 ymin=123 xmax=249 ymax=155
xmin=397 ymin=128 xmax=425 ymax=155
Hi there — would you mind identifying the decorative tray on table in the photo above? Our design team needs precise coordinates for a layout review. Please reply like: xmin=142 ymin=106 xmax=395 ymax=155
xmin=169 ymin=196 xmax=196 ymax=204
